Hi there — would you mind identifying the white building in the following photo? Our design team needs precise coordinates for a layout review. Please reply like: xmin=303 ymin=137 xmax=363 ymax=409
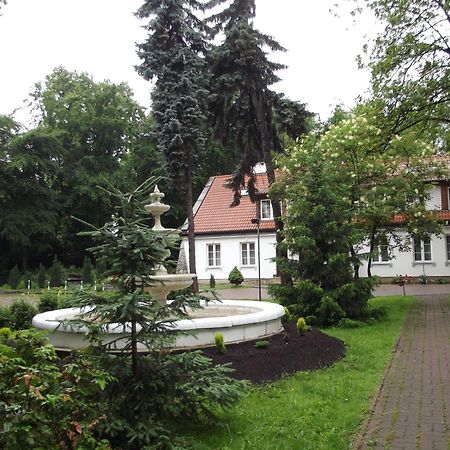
xmin=181 ymin=167 xmax=278 ymax=282
xmin=183 ymin=159 xmax=450 ymax=283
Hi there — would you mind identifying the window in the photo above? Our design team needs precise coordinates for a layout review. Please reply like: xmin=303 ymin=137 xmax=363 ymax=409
xmin=260 ymin=199 xmax=273 ymax=219
xmin=207 ymin=244 xmax=221 ymax=267
xmin=241 ymin=242 xmax=256 ymax=266
xmin=373 ymin=236 xmax=389 ymax=263
xmin=414 ymin=237 xmax=432 ymax=262
xmin=446 ymin=236 xmax=450 ymax=261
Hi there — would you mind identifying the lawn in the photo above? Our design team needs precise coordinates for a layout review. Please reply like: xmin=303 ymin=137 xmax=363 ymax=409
xmin=185 ymin=295 xmax=415 ymax=450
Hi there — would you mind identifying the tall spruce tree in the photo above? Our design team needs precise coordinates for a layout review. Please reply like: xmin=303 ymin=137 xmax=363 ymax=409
xmin=207 ymin=0 xmax=311 ymax=283
xmin=136 ymin=0 xmax=209 ymax=291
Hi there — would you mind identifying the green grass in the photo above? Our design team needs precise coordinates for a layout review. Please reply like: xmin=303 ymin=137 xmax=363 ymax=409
xmin=185 ymin=296 xmax=415 ymax=450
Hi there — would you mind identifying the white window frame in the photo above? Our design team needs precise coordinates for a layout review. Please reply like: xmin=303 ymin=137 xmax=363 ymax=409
xmin=372 ymin=236 xmax=390 ymax=264
xmin=206 ymin=243 xmax=221 ymax=268
xmin=241 ymin=242 xmax=256 ymax=267
xmin=413 ymin=237 xmax=432 ymax=263
xmin=260 ymin=199 xmax=273 ymax=220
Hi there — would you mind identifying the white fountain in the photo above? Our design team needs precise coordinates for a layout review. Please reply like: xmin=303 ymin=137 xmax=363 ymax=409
xmin=32 ymin=187 xmax=284 ymax=351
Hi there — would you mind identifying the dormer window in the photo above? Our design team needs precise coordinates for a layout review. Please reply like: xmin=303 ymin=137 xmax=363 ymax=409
xmin=260 ymin=199 xmax=273 ymax=220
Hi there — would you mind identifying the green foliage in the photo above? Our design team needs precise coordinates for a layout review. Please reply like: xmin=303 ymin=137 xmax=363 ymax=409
xmin=0 ymin=306 xmax=12 ymax=328
xmin=305 ymin=315 xmax=318 ymax=327
xmin=336 ymin=318 xmax=364 ymax=329
xmin=9 ymin=301 xmax=37 ymax=330
xmin=8 ymin=265 xmax=19 ymax=289
xmin=318 ymin=297 xmax=346 ymax=327
xmin=82 ymin=256 xmax=94 ymax=284
xmin=49 ymin=255 xmax=63 ymax=287
xmin=228 ymin=266 xmax=244 ymax=286
xmin=283 ymin=306 xmax=292 ymax=322
xmin=69 ymin=180 xmax=246 ymax=448
xmin=296 ymin=317 xmax=308 ymax=335
xmin=37 ymin=263 xmax=46 ymax=289
xmin=37 ymin=292 xmax=59 ymax=313
xmin=253 ymin=340 xmax=270 ymax=349
xmin=209 ymin=273 xmax=216 ymax=288
xmin=214 ymin=332 xmax=226 ymax=354
xmin=0 ymin=329 xmax=114 ymax=450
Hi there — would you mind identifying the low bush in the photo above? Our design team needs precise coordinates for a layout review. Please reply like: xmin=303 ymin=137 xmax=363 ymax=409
xmin=0 ymin=306 xmax=12 ymax=328
xmin=37 ymin=292 xmax=59 ymax=313
xmin=296 ymin=317 xmax=308 ymax=335
xmin=254 ymin=340 xmax=270 ymax=349
xmin=209 ymin=274 xmax=216 ymax=288
xmin=283 ymin=306 xmax=293 ymax=322
xmin=9 ymin=301 xmax=38 ymax=330
xmin=318 ymin=296 xmax=346 ymax=326
xmin=214 ymin=332 xmax=226 ymax=354
xmin=336 ymin=318 xmax=365 ymax=329
xmin=228 ymin=267 xmax=244 ymax=286
xmin=305 ymin=315 xmax=318 ymax=326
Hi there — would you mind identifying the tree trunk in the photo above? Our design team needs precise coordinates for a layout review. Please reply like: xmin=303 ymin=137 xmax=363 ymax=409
xmin=131 ymin=319 xmax=138 ymax=377
xmin=185 ymin=154 xmax=198 ymax=293
xmin=350 ymin=246 xmax=360 ymax=279
xmin=367 ymin=226 xmax=377 ymax=278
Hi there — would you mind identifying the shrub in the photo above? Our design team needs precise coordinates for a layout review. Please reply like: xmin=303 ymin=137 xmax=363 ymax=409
xmin=50 ymin=256 xmax=64 ymax=287
xmin=228 ymin=266 xmax=244 ymax=286
xmin=436 ymin=278 xmax=448 ymax=284
xmin=305 ymin=315 xmax=318 ymax=326
xmin=214 ymin=332 xmax=226 ymax=354
xmin=296 ymin=317 xmax=308 ymax=335
xmin=0 ymin=306 xmax=12 ymax=328
xmin=283 ymin=306 xmax=293 ymax=322
xmin=336 ymin=318 xmax=364 ymax=328
xmin=254 ymin=339 xmax=270 ymax=349
xmin=0 ymin=329 xmax=113 ymax=450
xmin=37 ymin=263 xmax=46 ymax=289
xmin=364 ymin=305 xmax=387 ymax=321
xmin=318 ymin=296 xmax=346 ymax=326
xmin=8 ymin=265 xmax=20 ymax=290
xmin=209 ymin=273 xmax=216 ymax=288
xmin=37 ymin=292 xmax=59 ymax=313
xmin=9 ymin=301 xmax=37 ymax=330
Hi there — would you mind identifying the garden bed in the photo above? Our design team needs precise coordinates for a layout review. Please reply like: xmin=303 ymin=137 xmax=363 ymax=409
xmin=202 ymin=322 xmax=345 ymax=384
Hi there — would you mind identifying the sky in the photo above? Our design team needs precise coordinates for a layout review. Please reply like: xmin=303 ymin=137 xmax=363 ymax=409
xmin=0 ymin=0 xmax=380 ymax=126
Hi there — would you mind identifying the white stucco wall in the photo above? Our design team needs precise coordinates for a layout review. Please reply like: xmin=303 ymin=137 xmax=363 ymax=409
xmin=182 ymin=233 xmax=277 ymax=281
xmin=426 ymin=185 xmax=442 ymax=210
xmin=359 ymin=227 xmax=450 ymax=278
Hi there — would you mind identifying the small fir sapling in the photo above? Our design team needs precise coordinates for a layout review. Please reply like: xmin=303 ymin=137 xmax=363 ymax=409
xmin=296 ymin=317 xmax=308 ymax=336
xmin=254 ymin=340 xmax=270 ymax=349
xmin=214 ymin=332 xmax=226 ymax=354
xmin=209 ymin=273 xmax=216 ymax=288
xmin=228 ymin=266 xmax=244 ymax=286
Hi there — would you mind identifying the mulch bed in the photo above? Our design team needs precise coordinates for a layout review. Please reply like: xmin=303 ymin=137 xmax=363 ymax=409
xmin=201 ymin=322 xmax=346 ymax=384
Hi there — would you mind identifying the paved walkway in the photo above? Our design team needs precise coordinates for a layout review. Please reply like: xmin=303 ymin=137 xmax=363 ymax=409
xmin=354 ymin=295 xmax=450 ymax=450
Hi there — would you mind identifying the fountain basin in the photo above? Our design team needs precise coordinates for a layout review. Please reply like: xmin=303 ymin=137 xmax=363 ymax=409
xmin=32 ymin=300 xmax=285 ymax=351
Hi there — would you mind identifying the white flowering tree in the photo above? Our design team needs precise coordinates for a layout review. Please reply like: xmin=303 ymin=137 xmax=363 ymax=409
xmin=271 ymin=102 xmax=446 ymax=323
xmin=316 ymin=103 xmax=445 ymax=276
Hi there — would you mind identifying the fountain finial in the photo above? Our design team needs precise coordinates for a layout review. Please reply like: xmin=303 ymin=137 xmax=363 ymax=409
xmin=145 ymin=185 xmax=170 ymax=231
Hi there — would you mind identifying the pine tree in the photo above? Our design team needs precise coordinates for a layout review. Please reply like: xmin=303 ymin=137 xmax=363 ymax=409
xmin=8 ymin=265 xmax=20 ymax=289
xmin=81 ymin=256 xmax=94 ymax=285
xmin=49 ymin=256 xmax=63 ymax=287
xmin=37 ymin=263 xmax=46 ymax=289
xmin=136 ymin=0 xmax=209 ymax=292
xmin=206 ymin=0 xmax=312 ymax=284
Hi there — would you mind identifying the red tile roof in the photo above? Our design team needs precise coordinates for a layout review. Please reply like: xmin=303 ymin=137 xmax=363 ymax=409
xmin=193 ymin=174 xmax=276 ymax=234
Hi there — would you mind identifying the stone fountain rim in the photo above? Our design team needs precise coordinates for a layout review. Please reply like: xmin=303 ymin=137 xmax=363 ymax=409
xmin=32 ymin=299 xmax=285 ymax=333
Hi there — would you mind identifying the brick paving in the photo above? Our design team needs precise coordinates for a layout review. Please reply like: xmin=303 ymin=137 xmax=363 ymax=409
xmin=354 ymin=295 xmax=450 ymax=450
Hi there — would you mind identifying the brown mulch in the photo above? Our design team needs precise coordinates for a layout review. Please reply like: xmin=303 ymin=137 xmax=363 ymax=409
xmin=201 ymin=322 xmax=346 ymax=384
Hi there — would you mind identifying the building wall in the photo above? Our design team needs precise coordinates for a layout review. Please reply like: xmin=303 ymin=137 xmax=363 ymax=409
xmin=426 ymin=185 xmax=442 ymax=210
xmin=182 ymin=233 xmax=277 ymax=281
xmin=359 ymin=227 xmax=450 ymax=279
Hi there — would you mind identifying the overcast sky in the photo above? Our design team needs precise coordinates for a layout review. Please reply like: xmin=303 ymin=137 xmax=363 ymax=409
xmin=0 ymin=0 xmax=379 ymax=126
